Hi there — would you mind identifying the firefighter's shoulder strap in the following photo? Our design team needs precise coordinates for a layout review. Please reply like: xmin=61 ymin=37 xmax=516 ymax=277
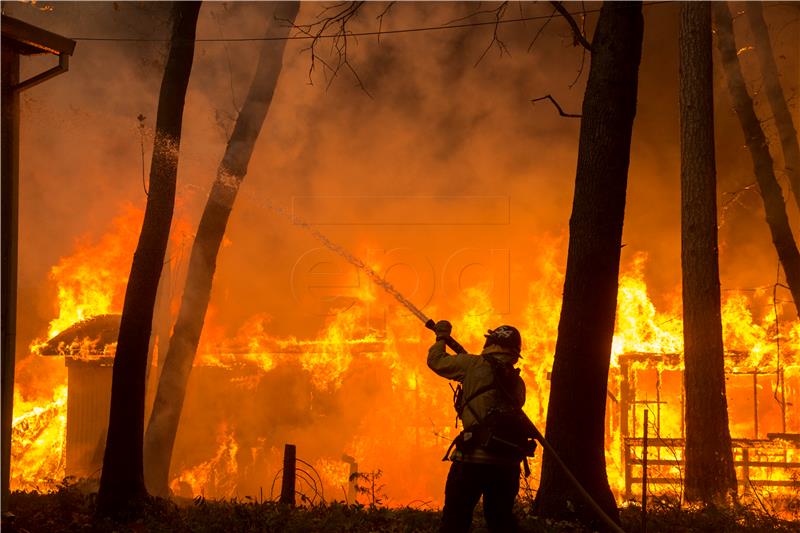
xmin=454 ymin=355 xmax=520 ymax=422
xmin=443 ymin=356 xmax=515 ymax=460
xmin=484 ymin=356 xmax=524 ymax=409
xmin=456 ymin=381 xmax=496 ymax=419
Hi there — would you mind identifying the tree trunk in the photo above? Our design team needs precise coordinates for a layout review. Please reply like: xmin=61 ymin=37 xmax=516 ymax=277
xmin=97 ymin=1 xmax=200 ymax=516
xmin=532 ymin=2 xmax=643 ymax=528
xmin=745 ymin=2 xmax=800 ymax=210
xmin=714 ymin=2 xmax=800 ymax=318
xmin=679 ymin=0 xmax=737 ymax=505
xmin=143 ymin=1 xmax=299 ymax=497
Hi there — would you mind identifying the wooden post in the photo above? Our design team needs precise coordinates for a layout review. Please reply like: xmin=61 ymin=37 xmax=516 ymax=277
xmin=1 ymin=41 xmax=20 ymax=515
xmin=0 ymin=17 xmax=74 ymax=511
xmin=620 ymin=358 xmax=630 ymax=497
xmin=341 ymin=454 xmax=357 ymax=504
xmin=348 ymin=460 xmax=358 ymax=504
xmin=624 ymin=441 xmax=632 ymax=501
xmin=642 ymin=409 xmax=648 ymax=533
xmin=279 ymin=444 xmax=296 ymax=505
xmin=753 ymin=371 xmax=759 ymax=439
xmin=742 ymin=447 xmax=750 ymax=495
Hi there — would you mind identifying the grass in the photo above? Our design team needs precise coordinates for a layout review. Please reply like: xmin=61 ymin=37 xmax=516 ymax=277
xmin=3 ymin=482 xmax=798 ymax=532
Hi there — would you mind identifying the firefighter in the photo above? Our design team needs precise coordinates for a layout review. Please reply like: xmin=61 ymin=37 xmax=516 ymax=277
xmin=427 ymin=320 xmax=533 ymax=533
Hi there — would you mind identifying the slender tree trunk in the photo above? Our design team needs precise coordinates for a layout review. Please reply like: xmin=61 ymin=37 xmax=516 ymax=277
xmin=745 ymin=2 xmax=800 ymax=209
xmin=714 ymin=2 xmax=800 ymax=318
xmin=679 ymin=0 xmax=737 ymax=505
xmin=97 ymin=2 xmax=200 ymax=516
xmin=143 ymin=1 xmax=299 ymax=497
xmin=533 ymin=2 xmax=643 ymax=527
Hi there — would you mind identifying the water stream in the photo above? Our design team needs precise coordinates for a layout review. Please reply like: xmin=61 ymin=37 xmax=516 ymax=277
xmin=186 ymin=182 xmax=433 ymax=325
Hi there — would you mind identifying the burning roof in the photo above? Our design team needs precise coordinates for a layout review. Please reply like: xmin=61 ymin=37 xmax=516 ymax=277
xmin=35 ymin=314 xmax=120 ymax=358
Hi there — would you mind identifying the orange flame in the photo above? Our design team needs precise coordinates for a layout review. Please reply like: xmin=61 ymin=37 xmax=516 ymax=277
xmin=45 ymin=206 xmax=143 ymax=340
xmin=11 ymin=219 xmax=800 ymax=513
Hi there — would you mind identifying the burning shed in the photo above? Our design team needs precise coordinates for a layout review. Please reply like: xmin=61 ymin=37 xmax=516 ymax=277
xmin=36 ymin=315 xmax=118 ymax=480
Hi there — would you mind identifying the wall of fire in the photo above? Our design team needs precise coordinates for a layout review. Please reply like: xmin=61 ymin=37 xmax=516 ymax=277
xmin=53 ymin=345 xmax=799 ymax=502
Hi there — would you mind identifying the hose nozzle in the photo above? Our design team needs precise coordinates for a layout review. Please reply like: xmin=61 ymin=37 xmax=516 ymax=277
xmin=425 ymin=318 xmax=467 ymax=354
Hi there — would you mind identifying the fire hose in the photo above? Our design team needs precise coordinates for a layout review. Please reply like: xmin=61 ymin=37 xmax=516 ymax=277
xmin=423 ymin=319 xmax=625 ymax=533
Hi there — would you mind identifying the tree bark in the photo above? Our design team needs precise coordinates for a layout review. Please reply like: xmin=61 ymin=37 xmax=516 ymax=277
xmin=143 ymin=1 xmax=299 ymax=497
xmin=679 ymin=0 xmax=737 ymax=505
xmin=532 ymin=2 xmax=643 ymax=528
xmin=745 ymin=2 xmax=800 ymax=210
xmin=714 ymin=2 xmax=800 ymax=318
xmin=97 ymin=1 xmax=200 ymax=516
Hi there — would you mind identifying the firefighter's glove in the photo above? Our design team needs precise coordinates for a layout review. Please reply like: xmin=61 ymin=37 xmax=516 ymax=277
xmin=434 ymin=320 xmax=453 ymax=341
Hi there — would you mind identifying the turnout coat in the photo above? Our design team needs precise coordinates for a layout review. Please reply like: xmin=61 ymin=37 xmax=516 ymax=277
xmin=427 ymin=340 xmax=525 ymax=465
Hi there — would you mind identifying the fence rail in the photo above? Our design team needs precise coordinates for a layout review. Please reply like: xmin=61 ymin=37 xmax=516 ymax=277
xmin=623 ymin=437 xmax=800 ymax=499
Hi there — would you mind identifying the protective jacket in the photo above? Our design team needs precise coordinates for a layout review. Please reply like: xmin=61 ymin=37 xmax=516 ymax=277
xmin=427 ymin=340 xmax=525 ymax=465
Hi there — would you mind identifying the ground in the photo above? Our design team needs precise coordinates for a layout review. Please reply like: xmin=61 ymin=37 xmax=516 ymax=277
xmin=3 ymin=483 xmax=798 ymax=532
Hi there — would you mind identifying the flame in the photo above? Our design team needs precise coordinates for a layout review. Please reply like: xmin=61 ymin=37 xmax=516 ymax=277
xmin=11 ymin=216 xmax=800 ymax=513
xmin=44 ymin=206 xmax=143 ymax=340
xmin=169 ymin=424 xmax=239 ymax=499
xmin=296 ymin=282 xmax=382 ymax=390
xmin=315 ymin=457 xmax=350 ymax=498
xmin=13 ymin=204 xmax=191 ymax=491
xmin=10 ymin=385 xmax=67 ymax=491
xmin=612 ymin=254 xmax=684 ymax=360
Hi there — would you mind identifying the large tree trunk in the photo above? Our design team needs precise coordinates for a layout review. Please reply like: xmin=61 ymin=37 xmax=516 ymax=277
xmin=714 ymin=2 xmax=800 ymax=318
xmin=745 ymin=2 xmax=800 ymax=209
xmin=97 ymin=2 xmax=200 ymax=516
xmin=679 ymin=1 xmax=737 ymax=505
xmin=532 ymin=2 xmax=643 ymax=527
xmin=143 ymin=1 xmax=299 ymax=497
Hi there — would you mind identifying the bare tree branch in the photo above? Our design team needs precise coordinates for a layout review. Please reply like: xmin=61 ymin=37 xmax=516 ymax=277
xmin=444 ymin=1 xmax=503 ymax=26
xmin=527 ymin=6 xmax=558 ymax=52
xmin=473 ymin=1 xmax=511 ymax=67
xmin=285 ymin=1 xmax=371 ymax=96
xmin=375 ymin=1 xmax=395 ymax=43
xmin=531 ymin=94 xmax=582 ymax=118
xmin=210 ymin=6 xmax=240 ymax=114
xmin=549 ymin=0 xmax=592 ymax=51
xmin=567 ymin=1 xmax=588 ymax=88
xmin=719 ymin=181 xmax=758 ymax=228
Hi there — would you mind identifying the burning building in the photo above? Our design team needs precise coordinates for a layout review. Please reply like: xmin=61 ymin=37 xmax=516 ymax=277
xmin=616 ymin=352 xmax=800 ymax=501
xmin=11 ymin=231 xmax=800 ymax=510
